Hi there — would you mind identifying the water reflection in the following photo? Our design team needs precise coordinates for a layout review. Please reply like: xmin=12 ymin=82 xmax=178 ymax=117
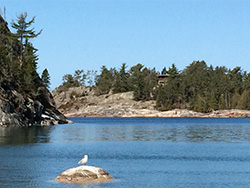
xmin=1 ymin=118 xmax=250 ymax=145
xmin=0 ymin=126 xmax=53 ymax=145
xmin=48 ymin=118 xmax=250 ymax=143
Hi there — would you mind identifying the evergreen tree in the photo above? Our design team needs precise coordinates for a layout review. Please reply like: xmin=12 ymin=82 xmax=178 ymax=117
xmin=142 ymin=67 xmax=158 ymax=100
xmin=21 ymin=42 xmax=38 ymax=90
xmin=96 ymin=66 xmax=115 ymax=95
xmin=181 ymin=61 xmax=210 ymax=109
xmin=207 ymin=92 xmax=219 ymax=111
xmin=129 ymin=63 xmax=145 ymax=100
xmin=231 ymin=92 xmax=241 ymax=109
xmin=41 ymin=68 xmax=51 ymax=89
xmin=113 ymin=63 xmax=130 ymax=93
xmin=61 ymin=70 xmax=86 ymax=88
xmin=62 ymin=74 xmax=75 ymax=88
xmin=167 ymin=64 xmax=179 ymax=78
xmin=243 ymin=73 xmax=250 ymax=90
xmin=161 ymin=67 xmax=167 ymax=75
xmin=0 ymin=15 xmax=21 ymax=89
xmin=237 ymin=90 xmax=250 ymax=110
xmin=156 ymin=84 xmax=173 ymax=111
xmin=11 ymin=12 xmax=42 ymax=60
xmin=219 ymin=94 xmax=226 ymax=109
xmin=193 ymin=95 xmax=209 ymax=113
xmin=73 ymin=69 xmax=86 ymax=86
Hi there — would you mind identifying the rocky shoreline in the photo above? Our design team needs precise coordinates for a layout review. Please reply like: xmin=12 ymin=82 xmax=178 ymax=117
xmin=64 ymin=109 xmax=250 ymax=118
xmin=0 ymin=85 xmax=72 ymax=127
xmin=52 ymin=86 xmax=250 ymax=118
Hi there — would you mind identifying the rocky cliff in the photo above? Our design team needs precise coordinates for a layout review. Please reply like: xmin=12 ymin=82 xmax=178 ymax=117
xmin=0 ymin=15 xmax=70 ymax=127
xmin=52 ymin=86 xmax=156 ymax=117
xmin=52 ymin=86 xmax=250 ymax=118
xmin=0 ymin=80 xmax=71 ymax=127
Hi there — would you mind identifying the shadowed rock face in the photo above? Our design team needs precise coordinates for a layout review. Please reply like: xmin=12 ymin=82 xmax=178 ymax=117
xmin=55 ymin=166 xmax=113 ymax=184
xmin=0 ymin=83 xmax=71 ymax=127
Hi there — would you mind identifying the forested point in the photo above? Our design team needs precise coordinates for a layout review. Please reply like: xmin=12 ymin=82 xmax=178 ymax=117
xmin=0 ymin=13 xmax=50 ymax=92
xmin=59 ymin=61 xmax=250 ymax=113
xmin=0 ymin=13 xmax=70 ymax=127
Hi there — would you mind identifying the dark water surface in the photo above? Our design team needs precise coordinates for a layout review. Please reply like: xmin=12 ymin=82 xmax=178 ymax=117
xmin=1 ymin=117 xmax=250 ymax=188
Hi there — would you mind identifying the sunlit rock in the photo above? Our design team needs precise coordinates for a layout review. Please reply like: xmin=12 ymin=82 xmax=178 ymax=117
xmin=55 ymin=165 xmax=113 ymax=184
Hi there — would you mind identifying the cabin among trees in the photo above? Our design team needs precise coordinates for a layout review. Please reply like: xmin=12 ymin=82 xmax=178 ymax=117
xmin=157 ymin=74 xmax=169 ymax=84
xmin=60 ymin=61 xmax=250 ymax=113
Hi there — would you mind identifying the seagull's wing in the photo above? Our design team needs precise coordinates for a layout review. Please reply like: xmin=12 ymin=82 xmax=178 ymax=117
xmin=78 ymin=159 xmax=83 ymax=164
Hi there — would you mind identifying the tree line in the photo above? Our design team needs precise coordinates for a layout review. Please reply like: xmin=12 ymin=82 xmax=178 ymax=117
xmin=2 ymin=12 xmax=250 ymax=113
xmin=0 ymin=13 xmax=50 ymax=94
xmin=60 ymin=61 xmax=250 ymax=112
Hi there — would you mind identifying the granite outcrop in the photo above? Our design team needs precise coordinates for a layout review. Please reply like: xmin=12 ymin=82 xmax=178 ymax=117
xmin=53 ymin=86 xmax=250 ymax=118
xmin=55 ymin=165 xmax=113 ymax=184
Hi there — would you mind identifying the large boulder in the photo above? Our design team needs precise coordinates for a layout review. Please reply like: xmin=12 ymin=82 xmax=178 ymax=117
xmin=55 ymin=165 xmax=113 ymax=184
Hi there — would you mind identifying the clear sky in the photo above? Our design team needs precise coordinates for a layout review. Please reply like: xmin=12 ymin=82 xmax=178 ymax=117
xmin=1 ymin=0 xmax=250 ymax=90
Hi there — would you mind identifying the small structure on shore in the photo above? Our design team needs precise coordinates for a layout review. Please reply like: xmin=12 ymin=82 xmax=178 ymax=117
xmin=157 ymin=73 xmax=169 ymax=84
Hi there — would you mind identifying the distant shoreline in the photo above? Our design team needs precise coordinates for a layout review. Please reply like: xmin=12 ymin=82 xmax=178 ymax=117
xmin=52 ymin=87 xmax=250 ymax=119
xmin=64 ymin=109 xmax=250 ymax=118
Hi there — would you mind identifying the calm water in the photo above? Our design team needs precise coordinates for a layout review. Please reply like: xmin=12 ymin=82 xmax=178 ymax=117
xmin=1 ymin=117 xmax=250 ymax=188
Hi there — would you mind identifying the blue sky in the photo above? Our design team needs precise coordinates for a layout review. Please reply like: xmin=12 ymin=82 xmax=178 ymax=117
xmin=1 ymin=0 xmax=250 ymax=90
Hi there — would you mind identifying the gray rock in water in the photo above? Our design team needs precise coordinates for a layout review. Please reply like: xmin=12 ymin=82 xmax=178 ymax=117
xmin=55 ymin=165 xmax=113 ymax=184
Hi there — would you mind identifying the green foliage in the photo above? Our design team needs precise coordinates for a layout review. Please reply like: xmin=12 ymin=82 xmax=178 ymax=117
xmin=61 ymin=70 xmax=86 ymax=88
xmin=96 ymin=66 xmax=115 ymax=95
xmin=154 ymin=61 xmax=250 ymax=112
xmin=11 ymin=12 xmax=42 ymax=57
xmin=57 ymin=56 xmax=250 ymax=112
xmin=0 ymin=18 xmax=14 ymax=81
xmin=129 ymin=63 xmax=146 ymax=100
xmin=156 ymin=64 xmax=181 ymax=110
xmin=167 ymin=64 xmax=179 ymax=78
xmin=193 ymin=95 xmax=209 ymax=113
xmin=20 ymin=42 xmax=39 ymax=90
xmin=41 ymin=68 xmax=51 ymax=88
xmin=4 ymin=13 xmax=43 ymax=93
xmin=113 ymin=63 xmax=130 ymax=93
xmin=243 ymin=73 xmax=250 ymax=90
xmin=182 ymin=61 xmax=210 ymax=101
xmin=237 ymin=90 xmax=250 ymax=110
xmin=142 ymin=67 xmax=158 ymax=100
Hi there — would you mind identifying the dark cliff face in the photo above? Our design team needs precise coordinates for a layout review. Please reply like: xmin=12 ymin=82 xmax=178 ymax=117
xmin=0 ymin=83 xmax=70 ymax=127
xmin=0 ymin=15 xmax=70 ymax=127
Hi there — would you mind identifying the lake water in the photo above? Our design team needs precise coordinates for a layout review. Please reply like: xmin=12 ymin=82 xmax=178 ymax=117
xmin=1 ymin=117 xmax=250 ymax=188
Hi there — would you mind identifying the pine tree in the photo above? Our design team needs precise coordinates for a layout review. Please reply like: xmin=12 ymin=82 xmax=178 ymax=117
xmin=0 ymin=15 xmax=20 ymax=88
xmin=41 ymin=68 xmax=51 ymax=89
xmin=62 ymin=74 xmax=75 ymax=88
xmin=237 ymin=90 xmax=250 ymax=110
xmin=73 ymin=69 xmax=86 ymax=86
xmin=11 ymin=12 xmax=42 ymax=60
xmin=129 ymin=64 xmax=145 ymax=100
xmin=113 ymin=63 xmax=130 ymax=93
xmin=142 ymin=67 xmax=158 ymax=100
xmin=167 ymin=64 xmax=179 ymax=78
xmin=96 ymin=66 xmax=115 ymax=95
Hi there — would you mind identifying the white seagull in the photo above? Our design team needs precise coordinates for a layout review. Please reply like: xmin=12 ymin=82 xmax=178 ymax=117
xmin=78 ymin=155 xmax=88 ymax=165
